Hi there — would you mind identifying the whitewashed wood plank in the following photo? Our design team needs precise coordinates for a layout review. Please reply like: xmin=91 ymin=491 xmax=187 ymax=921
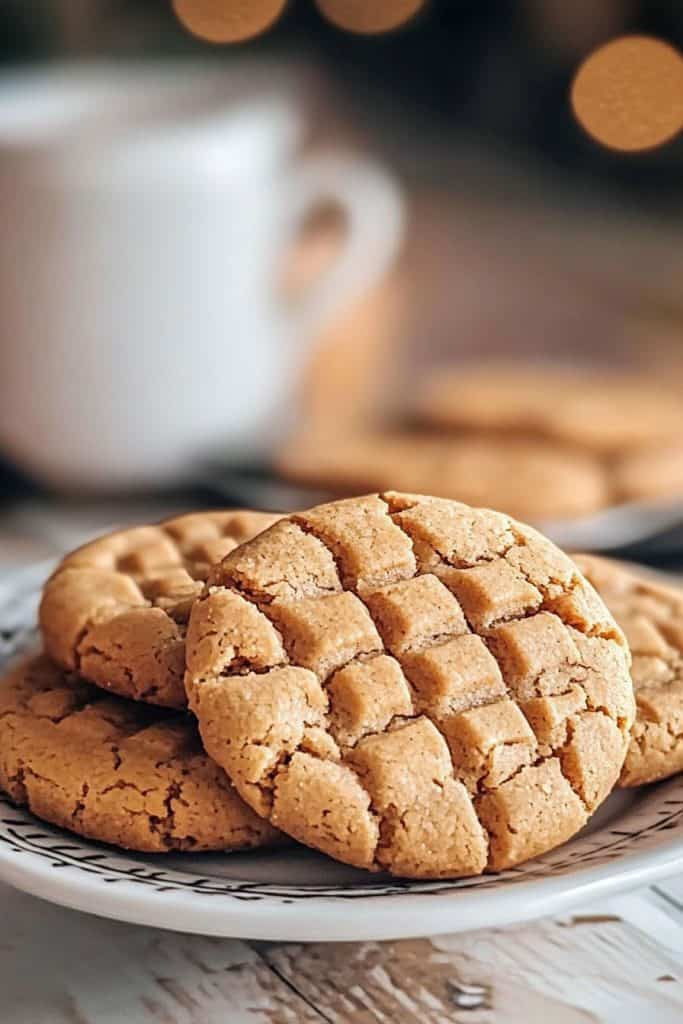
xmin=261 ymin=936 xmax=594 ymax=1023
xmin=0 ymin=886 xmax=323 ymax=1024
xmin=438 ymin=912 xmax=683 ymax=1024
xmin=2 ymin=880 xmax=682 ymax=1023
xmin=261 ymin=905 xmax=683 ymax=1024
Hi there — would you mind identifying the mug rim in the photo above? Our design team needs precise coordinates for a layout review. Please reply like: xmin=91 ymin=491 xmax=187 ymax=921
xmin=0 ymin=60 xmax=305 ymax=187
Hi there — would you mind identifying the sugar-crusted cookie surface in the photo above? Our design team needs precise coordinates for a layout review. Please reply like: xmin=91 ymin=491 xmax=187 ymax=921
xmin=40 ymin=510 xmax=280 ymax=707
xmin=574 ymin=554 xmax=683 ymax=787
xmin=277 ymin=433 xmax=608 ymax=522
xmin=185 ymin=493 xmax=634 ymax=878
xmin=0 ymin=656 xmax=279 ymax=853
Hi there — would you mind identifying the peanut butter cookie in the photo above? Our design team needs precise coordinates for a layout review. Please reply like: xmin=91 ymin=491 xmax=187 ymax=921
xmin=0 ymin=656 xmax=279 ymax=853
xmin=39 ymin=510 xmax=280 ymax=708
xmin=185 ymin=493 xmax=634 ymax=878
xmin=574 ymin=554 xmax=683 ymax=787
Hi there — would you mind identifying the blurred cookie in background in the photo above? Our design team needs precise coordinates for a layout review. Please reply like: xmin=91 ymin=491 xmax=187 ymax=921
xmin=276 ymin=431 xmax=609 ymax=522
xmin=414 ymin=363 xmax=683 ymax=513
xmin=277 ymin=363 xmax=683 ymax=524
xmin=417 ymin=365 xmax=683 ymax=455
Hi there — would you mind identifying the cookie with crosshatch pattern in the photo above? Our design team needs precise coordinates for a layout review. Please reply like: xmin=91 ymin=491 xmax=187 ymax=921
xmin=185 ymin=493 xmax=634 ymax=878
xmin=574 ymin=554 xmax=683 ymax=788
xmin=39 ymin=510 xmax=280 ymax=708
xmin=0 ymin=656 xmax=279 ymax=853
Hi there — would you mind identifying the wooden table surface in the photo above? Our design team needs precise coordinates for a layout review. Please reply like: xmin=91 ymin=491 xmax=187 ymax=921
xmin=3 ymin=880 xmax=683 ymax=1023
xmin=1 ymin=497 xmax=682 ymax=1024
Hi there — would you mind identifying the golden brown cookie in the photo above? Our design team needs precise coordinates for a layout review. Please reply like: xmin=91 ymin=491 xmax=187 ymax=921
xmin=276 ymin=432 xmax=608 ymax=522
xmin=574 ymin=554 xmax=683 ymax=787
xmin=0 ymin=656 xmax=279 ymax=853
xmin=39 ymin=510 xmax=280 ymax=708
xmin=417 ymin=366 xmax=683 ymax=456
xmin=185 ymin=493 xmax=634 ymax=878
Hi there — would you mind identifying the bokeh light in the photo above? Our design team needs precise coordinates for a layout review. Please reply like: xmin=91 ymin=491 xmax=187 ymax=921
xmin=315 ymin=0 xmax=426 ymax=36
xmin=571 ymin=35 xmax=683 ymax=152
xmin=172 ymin=0 xmax=288 ymax=44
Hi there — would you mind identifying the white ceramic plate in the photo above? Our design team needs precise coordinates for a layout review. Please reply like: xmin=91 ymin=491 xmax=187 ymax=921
xmin=1 ymin=565 xmax=682 ymax=942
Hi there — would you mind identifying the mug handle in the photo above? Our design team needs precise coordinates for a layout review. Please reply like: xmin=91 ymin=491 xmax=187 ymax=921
xmin=281 ymin=152 xmax=404 ymax=346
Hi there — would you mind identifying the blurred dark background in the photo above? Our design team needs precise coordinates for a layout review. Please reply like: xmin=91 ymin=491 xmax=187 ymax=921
xmin=1 ymin=0 xmax=683 ymax=555
xmin=3 ymin=0 xmax=683 ymax=204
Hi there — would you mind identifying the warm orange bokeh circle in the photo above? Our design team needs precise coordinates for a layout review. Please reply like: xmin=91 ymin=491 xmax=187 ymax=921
xmin=315 ymin=0 xmax=425 ymax=35
xmin=571 ymin=35 xmax=683 ymax=152
xmin=172 ymin=0 xmax=289 ymax=43
xmin=173 ymin=0 xmax=425 ymax=40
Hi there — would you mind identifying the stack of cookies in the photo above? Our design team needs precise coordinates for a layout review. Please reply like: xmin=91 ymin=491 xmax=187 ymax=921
xmin=1 ymin=493 xmax=681 ymax=878
xmin=1 ymin=510 xmax=282 ymax=855
xmin=278 ymin=366 xmax=683 ymax=523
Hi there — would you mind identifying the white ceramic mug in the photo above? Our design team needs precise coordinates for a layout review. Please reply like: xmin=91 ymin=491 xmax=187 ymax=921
xmin=0 ymin=66 xmax=403 ymax=489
